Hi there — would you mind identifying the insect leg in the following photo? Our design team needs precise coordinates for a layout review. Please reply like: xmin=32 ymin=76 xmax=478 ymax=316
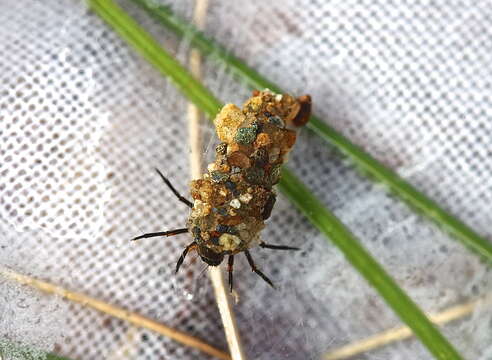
xmin=132 ymin=228 xmax=188 ymax=241
xmin=244 ymin=250 xmax=275 ymax=289
xmin=155 ymin=168 xmax=193 ymax=208
xmin=228 ymin=255 xmax=234 ymax=292
xmin=176 ymin=242 xmax=197 ymax=274
xmin=259 ymin=242 xmax=300 ymax=251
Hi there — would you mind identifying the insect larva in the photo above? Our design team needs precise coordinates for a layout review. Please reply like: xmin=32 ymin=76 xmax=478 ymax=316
xmin=134 ymin=90 xmax=311 ymax=290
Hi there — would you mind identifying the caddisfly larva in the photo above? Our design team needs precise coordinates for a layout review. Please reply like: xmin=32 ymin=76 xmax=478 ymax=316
xmin=133 ymin=90 xmax=311 ymax=290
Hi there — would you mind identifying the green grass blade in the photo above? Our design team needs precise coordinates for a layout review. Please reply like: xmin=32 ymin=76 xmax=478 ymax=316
xmin=0 ymin=339 xmax=72 ymax=360
xmin=88 ymin=0 xmax=464 ymax=358
xmin=130 ymin=0 xmax=492 ymax=263
xmin=93 ymin=1 xmax=222 ymax=118
xmin=130 ymin=0 xmax=279 ymax=91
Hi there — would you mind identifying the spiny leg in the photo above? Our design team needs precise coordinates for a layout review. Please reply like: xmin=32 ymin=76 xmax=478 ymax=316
xmin=228 ymin=255 xmax=234 ymax=292
xmin=176 ymin=242 xmax=197 ymax=274
xmin=155 ymin=168 xmax=193 ymax=208
xmin=260 ymin=242 xmax=300 ymax=251
xmin=132 ymin=228 xmax=188 ymax=241
xmin=244 ymin=250 xmax=275 ymax=289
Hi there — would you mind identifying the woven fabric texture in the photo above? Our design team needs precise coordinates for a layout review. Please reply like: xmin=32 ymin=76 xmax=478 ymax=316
xmin=1 ymin=0 xmax=491 ymax=359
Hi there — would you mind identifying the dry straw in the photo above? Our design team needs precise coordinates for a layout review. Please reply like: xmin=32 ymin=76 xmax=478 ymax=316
xmin=0 ymin=267 xmax=231 ymax=360
xmin=186 ymin=1 xmax=246 ymax=359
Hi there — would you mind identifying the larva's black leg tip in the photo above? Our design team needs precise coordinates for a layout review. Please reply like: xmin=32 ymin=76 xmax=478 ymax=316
xmin=227 ymin=255 xmax=235 ymax=293
xmin=174 ymin=242 xmax=196 ymax=275
xmin=154 ymin=168 xmax=193 ymax=208
xmin=175 ymin=260 xmax=184 ymax=274
xmin=175 ymin=257 xmax=184 ymax=274
xmin=256 ymin=270 xmax=276 ymax=289
xmin=260 ymin=243 xmax=300 ymax=251
xmin=131 ymin=229 xmax=188 ymax=242
xmin=244 ymin=250 xmax=276 ymax=289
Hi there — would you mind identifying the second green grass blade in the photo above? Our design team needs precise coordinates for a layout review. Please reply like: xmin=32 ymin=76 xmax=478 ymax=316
xmin=88 ymin=0 xmax=464 ymax=359
xmin=130 ymin=0 xmax=492 ymax=264
xmin=0 ymin=339 xmax=71 ymax=360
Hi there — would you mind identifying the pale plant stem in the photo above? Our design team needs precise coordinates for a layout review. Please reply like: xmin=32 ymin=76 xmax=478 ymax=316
xmin=186 ymin=1 xmax=246 ymax=360
xmin=0 ymin=267 xmax=231 ymax=360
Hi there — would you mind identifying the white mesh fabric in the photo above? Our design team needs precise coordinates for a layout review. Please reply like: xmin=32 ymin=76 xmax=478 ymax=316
xmin=1 ymin=0 xmax=491 ymax=359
